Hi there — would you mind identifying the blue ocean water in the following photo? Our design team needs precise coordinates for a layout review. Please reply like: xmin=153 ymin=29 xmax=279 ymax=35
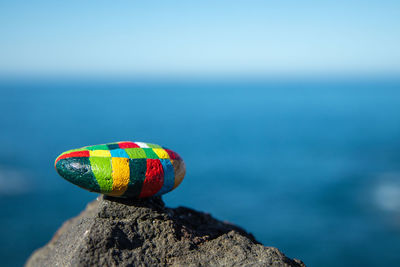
xmin=0 ymin=78 xmax=400 ymax=266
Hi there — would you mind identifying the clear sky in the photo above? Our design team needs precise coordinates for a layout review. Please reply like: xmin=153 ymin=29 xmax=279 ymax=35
xmin=0 ymin=0 xmax=399 ymax=76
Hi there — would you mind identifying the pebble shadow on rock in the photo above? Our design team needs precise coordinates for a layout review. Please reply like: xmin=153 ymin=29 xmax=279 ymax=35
xmin=26 ymin=196 xmax=305 ymax=267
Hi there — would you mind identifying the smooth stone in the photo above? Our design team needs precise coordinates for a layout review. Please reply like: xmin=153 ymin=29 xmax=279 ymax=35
xmin=55 ymin=141 xmax=185 ymax=198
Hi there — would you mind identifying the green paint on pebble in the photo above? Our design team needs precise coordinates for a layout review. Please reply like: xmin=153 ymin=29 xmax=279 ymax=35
xmin=146 ymin=143 xmax=161 ymax=148
xmin=123 ymin=158 xmax=147 ymax=197
xmin=56 ymin=157 xmax=100 ymax=192
xmin=59 ymin=148 xmax=87 ymax=156
xmin=125 ymin=148 xmax=146 ymax=159
xmin=143 ymin=148 xmax=159 ymax=159
xmin=86 ymin=144 xmax=109 ymax=151
xmin=89 ymin=157 xmax=113 ymax=193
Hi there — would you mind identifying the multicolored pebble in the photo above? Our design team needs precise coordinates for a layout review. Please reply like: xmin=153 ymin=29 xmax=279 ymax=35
xmin=55 ymin=141 xmax=186 ymax=198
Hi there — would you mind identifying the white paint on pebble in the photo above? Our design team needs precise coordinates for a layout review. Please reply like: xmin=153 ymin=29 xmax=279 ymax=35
xmin=135 ymin=142 xmax=149 ymax=148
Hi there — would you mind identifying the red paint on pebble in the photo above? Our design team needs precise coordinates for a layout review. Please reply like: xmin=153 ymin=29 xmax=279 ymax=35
xmin=118 ymin=142 xmax=140 ymax=148
xmin=56 ymin=150 xmax=90 ymax=163
xmin=164 ymin=149 xmax=181 ymax=160
xmin=139 ymin=159 xmax=164 ymax=198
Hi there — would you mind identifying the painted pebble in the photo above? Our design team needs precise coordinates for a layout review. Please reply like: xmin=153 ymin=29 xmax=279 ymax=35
xmin=55 ymin=141 xmax=186 ymax=198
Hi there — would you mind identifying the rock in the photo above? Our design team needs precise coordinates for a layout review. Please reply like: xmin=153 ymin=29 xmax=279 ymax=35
xmin=55 ymin=141 xmax=186 ymax=198
xmin=26 ymin=196 xmax=305 ymax=267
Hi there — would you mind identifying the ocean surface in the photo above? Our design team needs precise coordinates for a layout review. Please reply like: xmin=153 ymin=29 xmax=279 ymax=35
xmin=0 ymin=78 xmax=400 ymax=266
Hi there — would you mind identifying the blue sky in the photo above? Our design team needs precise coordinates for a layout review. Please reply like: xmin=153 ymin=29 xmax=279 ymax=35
xmin=0 ymin=0 xmax=399 ymax=76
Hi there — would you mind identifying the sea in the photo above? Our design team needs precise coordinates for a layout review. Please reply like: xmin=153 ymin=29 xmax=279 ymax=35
xmin=0 ymin=77 xmax=399 ymax=267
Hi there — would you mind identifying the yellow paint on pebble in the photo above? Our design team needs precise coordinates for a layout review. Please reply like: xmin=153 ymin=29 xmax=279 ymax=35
xmin=109 ymin=157 xmax=130 ymax=196
xmin=89 ymin=150 xmax=111 ymax=157
xmin=153 ymin=148 xmax=170 ymax=159
xmin=171 ymin=159 xmax=186 ymax=189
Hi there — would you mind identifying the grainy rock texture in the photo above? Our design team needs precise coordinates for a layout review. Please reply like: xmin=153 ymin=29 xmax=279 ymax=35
xmin=26 ymin=196 xmax=305 ymax=267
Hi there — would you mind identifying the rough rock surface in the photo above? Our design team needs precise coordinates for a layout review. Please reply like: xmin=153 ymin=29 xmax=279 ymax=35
xmin=26 ymin=196 xmax=305 ymax=267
